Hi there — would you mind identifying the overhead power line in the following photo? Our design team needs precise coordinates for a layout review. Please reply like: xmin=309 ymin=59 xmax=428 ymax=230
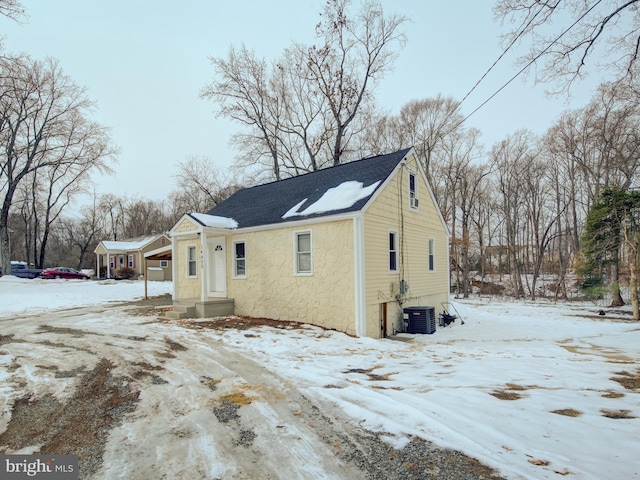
xmin=457 ymin=1 xmax=553 ymax=108
xmin=458 ymin=0 xmax=605 ymax=129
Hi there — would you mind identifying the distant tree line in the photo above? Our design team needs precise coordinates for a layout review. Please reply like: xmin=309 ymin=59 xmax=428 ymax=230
xmin=4 ymin=157 xmax=240 ymax=271
xmin=359 ymin=82 xmax=639 ymax=307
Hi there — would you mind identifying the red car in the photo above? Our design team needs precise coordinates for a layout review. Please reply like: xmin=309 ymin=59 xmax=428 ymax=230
xmin=39 ymin=267 xmax=90 ymax=280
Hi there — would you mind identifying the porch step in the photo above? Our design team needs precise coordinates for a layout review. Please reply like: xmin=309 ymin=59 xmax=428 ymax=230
xmin=162 ymin=299 xmax=235 ymax=320
xmin=165 ymin=304 xmax=196 ymax=320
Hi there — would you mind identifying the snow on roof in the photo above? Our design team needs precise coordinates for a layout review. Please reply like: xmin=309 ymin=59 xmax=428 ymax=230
xmin=101 ymin=235 xmax=161 ymax=252
xmin=282 ymin=180 xmax=381 ymax=219
xmin=190 ymin=212 xmax=238 ymax=229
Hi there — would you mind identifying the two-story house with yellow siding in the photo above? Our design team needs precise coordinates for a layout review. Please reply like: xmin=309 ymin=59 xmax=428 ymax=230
xmin=168 ymin=147 xmax=449 ymax=338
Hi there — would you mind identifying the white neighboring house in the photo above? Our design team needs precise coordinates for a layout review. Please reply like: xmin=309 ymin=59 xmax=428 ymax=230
xmin=94 ymin=234 xmax=172 ymax=280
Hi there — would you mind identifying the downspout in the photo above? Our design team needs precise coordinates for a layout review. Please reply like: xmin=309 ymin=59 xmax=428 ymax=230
xmin=353 ymin=215 xmax=366 ymax=337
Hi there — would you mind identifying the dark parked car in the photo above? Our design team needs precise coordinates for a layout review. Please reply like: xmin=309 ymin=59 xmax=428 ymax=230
xmin=39 ymin=267 xmax=90 ymax=280
xmin=1 ymin=262 xmax=43 ymax=279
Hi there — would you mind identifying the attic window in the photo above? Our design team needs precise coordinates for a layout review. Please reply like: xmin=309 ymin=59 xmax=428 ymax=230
xmin=428 ymin=238 xmax=435 ymax=271
xmin=409 ymin=171 xmax=418 ymax=209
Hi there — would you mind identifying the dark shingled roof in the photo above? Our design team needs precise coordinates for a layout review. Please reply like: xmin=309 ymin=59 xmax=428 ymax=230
xmin=207 ymin=148 xmax=412 ymax=229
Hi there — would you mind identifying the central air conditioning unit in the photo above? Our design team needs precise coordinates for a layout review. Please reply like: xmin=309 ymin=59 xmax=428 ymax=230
xmin=403 ymin=306 xmax=436 ymax=334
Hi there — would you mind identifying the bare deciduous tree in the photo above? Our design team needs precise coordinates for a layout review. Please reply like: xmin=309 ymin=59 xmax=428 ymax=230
xmin=55 ymin=194 xmax=105 ymax=270
xmin=491 ymin=130 xmax=537 ymax=298
xmin=438 ymin=128 xmax=488 ymax=297
xmin=0 ymin=56 xmax=115 ymax=273
xmin=172 ymin=155 xmax=241 ymax=215
xmin=396 ymin=96 xmax=464 ymax=181
xmin=494 ymin=0 xmax=640 ymax=92
xmin=305 ymin=0 xmax=407 ymax=165
xmin=202 ymin=0 xmax=406 ymax=180
xmin=360 ymin=95 xmax=465 ymax=193
xmin=99 ymin=193 xmax=126 ymax=241
xmin=0 ymin=0 xmax=25 ymax=21
xmin=201 ymin=45 xmax=284 ymax=180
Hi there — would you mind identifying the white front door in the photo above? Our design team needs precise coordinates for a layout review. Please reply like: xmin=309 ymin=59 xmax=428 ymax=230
xmin=207 ymin=237 xmax=227 ymax=297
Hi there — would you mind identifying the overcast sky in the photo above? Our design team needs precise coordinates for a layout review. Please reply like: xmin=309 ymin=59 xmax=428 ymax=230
xmin=2 ymin=1 xmax=600 ymax=206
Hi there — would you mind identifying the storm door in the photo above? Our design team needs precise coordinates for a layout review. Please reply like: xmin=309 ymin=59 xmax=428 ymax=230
xmin=207 ymin=237 xmax=227 ymax=297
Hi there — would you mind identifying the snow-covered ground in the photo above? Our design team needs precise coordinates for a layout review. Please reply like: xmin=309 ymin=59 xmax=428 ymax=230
xmin=0 ymin=275 xmax=638 ymax=479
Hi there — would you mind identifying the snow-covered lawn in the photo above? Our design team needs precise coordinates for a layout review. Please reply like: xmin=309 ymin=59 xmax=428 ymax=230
xmin=0 ymin=276 xmax=638 ymax=479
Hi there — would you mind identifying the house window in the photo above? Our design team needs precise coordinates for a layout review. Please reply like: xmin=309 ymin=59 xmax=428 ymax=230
xmin=160 ymin=260 xmax=168 ymax=268
xmin=109 ymin=257 xmax=115 ymax=269
xmin=234 ymin=241 xmax=246 ymax=278
xmin=295 ymin=231 xmax=312 ymax=275
xmin=409 ymin=171 xmax=418 ymax=209
xmin=389 ymin=231 xmax=398 ymax=272
xmin=187 ymin=245 xmax=197 ymax=277
xmin=128 ymin=254 xmax=135 ymax=268
xmin=428 ymin=238 xmax=435 ymax=271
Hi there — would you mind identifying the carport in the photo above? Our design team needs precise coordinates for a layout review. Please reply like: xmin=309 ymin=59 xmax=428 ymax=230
xmin=143 ymin=245 xmax=172 ymax=299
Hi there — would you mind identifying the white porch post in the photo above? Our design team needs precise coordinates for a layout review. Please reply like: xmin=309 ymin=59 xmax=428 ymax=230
xmin=200 ymin=233 xmax=207 ymax=302
xmin=144 ymin=256 xmax=148 ymax=299
xmin=106 ymin=254 xmax=111 ymax=279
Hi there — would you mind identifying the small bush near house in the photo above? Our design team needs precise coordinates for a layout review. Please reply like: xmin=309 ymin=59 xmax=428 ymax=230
xmin=116 ymin=267 xmax=136 ymax=280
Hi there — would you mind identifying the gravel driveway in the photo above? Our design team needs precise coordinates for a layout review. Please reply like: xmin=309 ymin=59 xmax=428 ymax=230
xmin=0 ymin=296 xmax=504 ymax=479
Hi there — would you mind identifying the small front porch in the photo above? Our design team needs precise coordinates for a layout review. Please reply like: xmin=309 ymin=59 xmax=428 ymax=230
xmin=165 ymin=298 xmax=235 ymax=320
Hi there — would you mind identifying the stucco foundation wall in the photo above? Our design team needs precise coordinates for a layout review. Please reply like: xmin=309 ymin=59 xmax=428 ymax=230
xmin=173 ymin=236 xmax=202 ymax=300
xmin=363 ymin=154 xmax=449 ymax=337
xmin=227 ymin=219 xmax=356 ymax=335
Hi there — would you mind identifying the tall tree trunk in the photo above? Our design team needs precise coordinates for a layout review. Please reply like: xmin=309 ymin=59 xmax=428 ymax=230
xmin=629 ymin=252 xmax=639 ymax=320
xmin=610 ymin=256 xmax=625 ymax=307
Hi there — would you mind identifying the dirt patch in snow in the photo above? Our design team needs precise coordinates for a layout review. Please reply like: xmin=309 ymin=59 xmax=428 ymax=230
xmin=610 ymin=369 xmax=640 ymax=390
xmin=0 ymin=358 xmax=139 ymax=479
xmin=600 ymin=409 xmax=636 ymax=419
xmin=183 ymin=315 xmax=307 ymax=331
xmin=551 ymin=408 xmax=583 ymax=417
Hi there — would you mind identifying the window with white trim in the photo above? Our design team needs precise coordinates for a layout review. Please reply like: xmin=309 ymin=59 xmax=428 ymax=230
xmin=409 ymin=171 xmax=418 ymax=209
xmin=234 ymin=241 xmax=246 ymax=278
xmin=295 ymin=231 xmax=312 ymax=275
xmin=160 ymin=260 xmax=168 ymax=268
xmin=428 ymin=238 xmax=435 ymax=271
xmin=128 ymin=254 xmax=135 ymax=268
xmin=389 ymin=231 xmax=398 ymax=272
xmin=187 ymin=245 xmax=197 ymax=277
